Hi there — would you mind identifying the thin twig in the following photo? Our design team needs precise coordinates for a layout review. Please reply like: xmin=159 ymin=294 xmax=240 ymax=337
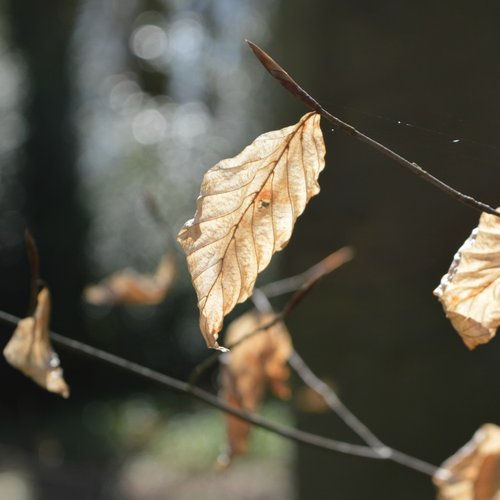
xmin=251 ymin=292 xmax=444 ymax=478
xmin=246 ymin=40 xmax=500 ymax=218
xmin=0 ymin=309 xmax=379 ymax=460
xmin=289 ymin=351 xmax=446 ymax=479
xmin=259 ymin=246 xmax=353 ymax=298
xmin=193 ymin=249 xmax=448 ymax=480
xmin=281 ymin=246 xmax=353 ymax=317
xmin=0 ymin=308 xmax=450 ymax=479
xmin=0 ymin=242 xmax=449 ymax=480
xmin=290 ymin=351 xmax=386 ymax=451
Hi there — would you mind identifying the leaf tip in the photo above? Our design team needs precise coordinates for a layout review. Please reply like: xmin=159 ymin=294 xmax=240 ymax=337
xmin=245 ymin=40 xmax=298 ymax=93
xmin=245 ymin=40 xmax=283 ymax=76
xmin=49 ymin=375 xmax=70 ymax=399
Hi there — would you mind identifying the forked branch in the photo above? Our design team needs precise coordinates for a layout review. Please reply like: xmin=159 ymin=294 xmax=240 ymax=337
xmin=189 ymin=249 xmax=448 ymax=480
xmin=0 ymin=309 xmax=379 ymax=460
xmin=0 ymin=308 xmax=448 ymax=478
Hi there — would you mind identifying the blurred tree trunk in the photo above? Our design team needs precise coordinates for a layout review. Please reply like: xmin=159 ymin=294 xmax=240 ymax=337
xmin=6 ymin=0 xmax=87 ymax=333
xmin=4 ymin=3 xmax=98 ymax=499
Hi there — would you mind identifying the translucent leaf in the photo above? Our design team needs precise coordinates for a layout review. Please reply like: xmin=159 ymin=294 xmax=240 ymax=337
xmin=178 ymin=112 xmax=325 ymax=349
xmin=3 ymin=287 xmax=69 ymax=398
xmin=84 ymin=253 xmax=177 ymax=306
xmin=434 ymin=209 xmax=500 ymax=349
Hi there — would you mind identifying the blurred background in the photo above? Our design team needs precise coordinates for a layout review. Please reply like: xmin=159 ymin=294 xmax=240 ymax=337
xmin=0 ymin=0 xmax=500 ymax=499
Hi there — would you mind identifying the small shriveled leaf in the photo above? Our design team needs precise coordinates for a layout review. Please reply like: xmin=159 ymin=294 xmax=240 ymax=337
xmin=434 ymin=210 xmax=500 ymax=349
xmin=84 ymin=253 xmax=177 ymax=306
xmin=178 ymin=112 xmax=326 ymax=349
xmin=434 ymin=424 xmax=500 ymax=500
xmin=217 ymin=312 xmax=292 ymax=468
xmin=3 ymin=287 xmax=69 ymax=398
xmin=294 ymin=381 xmax=336 ymax=414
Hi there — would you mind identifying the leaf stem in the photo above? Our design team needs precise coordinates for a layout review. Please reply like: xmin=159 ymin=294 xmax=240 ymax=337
xmin=246 ymin=40 xmax=500 ymax=218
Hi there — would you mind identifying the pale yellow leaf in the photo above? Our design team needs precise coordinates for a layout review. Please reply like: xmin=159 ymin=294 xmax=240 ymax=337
xmin=177 ymin=112 xmax=326 ymax=349
xmin=3 ymin=287 xmax=69 ymax=398
xmin=434 ymin=209 xmax=500 ymax=349
xmin=217 ymin=311 xmax=292 ymax=468
xmin=84 ymin=253 xmax=177 ymax=305
xmin=434 ymin=424 xmax=500 ymax=500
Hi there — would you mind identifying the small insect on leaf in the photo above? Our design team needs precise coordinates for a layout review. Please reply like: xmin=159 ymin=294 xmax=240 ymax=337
xmin=3 ymin=287 xmax=69 ymax=398
xmin=177 ymin=112 xmax=326 ymax=350
xmin=84 ymin=253 xmax=177 ymax=306
xmin=434 ymin=209 xmax=500 ymax=349
xmin=217 ymin=311 xmax=292 ymax=469
xmin=433 ymin=424 xmax=500 ymax=500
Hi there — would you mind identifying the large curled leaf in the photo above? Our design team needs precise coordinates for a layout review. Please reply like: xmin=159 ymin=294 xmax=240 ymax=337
xmin=434 ymin=209 xmax=500 ymax=349
xmin=3 ymin=287 xmax=69 ymax=398
xmin=217 ymin=311 xmax=292 ymax=468
xmin=177 ymin=112 xmax=326 ymax=349
xmin=434 ymin=424 xmax=500 ymax=500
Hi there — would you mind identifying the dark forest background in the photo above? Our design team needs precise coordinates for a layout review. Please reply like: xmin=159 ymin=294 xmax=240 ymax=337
xmin=1 ymin=1 xmax=500 ymax=499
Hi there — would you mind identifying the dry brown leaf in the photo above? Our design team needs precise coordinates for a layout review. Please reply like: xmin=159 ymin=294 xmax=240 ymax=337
xmin=217 ymin=311 xmax=292 ymax=468
xmin=434 ymin=210 xmax=500 ymax=349
xmin=177 ymin=112 xmax=326 ymax=349
xmin=3 ymin=287 xmax=69 ymax=398
xmin=434 ymin=424 xmax=500 ymax=500
xmin=84 ymin=253 xmax=177 ymax=305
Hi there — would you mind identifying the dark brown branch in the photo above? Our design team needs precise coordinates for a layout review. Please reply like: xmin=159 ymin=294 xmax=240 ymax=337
xmin=290 ymin=351 xmax=386 ymax=451
xmin=281 ymin=246 xmax=353 ymax=317
xmin=0 ymin=309 xmax=379 ymax=460
xmin=246 ymin=40 xmax=500 ymax=218
xmin=259 ymin=247 xmax=352 ymax=298
xmin=24 ymin=230 xmax=40 ymax=316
